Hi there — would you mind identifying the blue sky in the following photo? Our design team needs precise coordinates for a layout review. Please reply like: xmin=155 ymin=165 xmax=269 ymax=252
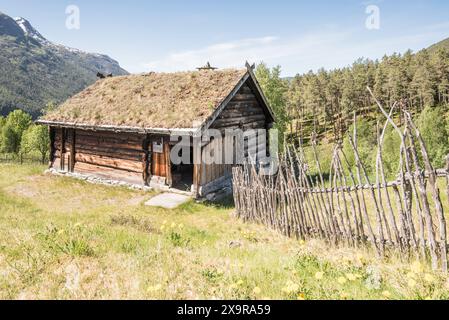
xmin=1 ymin=0 xmax=449 ymax=76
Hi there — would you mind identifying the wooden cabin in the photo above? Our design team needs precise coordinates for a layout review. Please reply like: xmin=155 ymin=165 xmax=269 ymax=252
xmin=37 ymin=64 xmax=275 ymax=197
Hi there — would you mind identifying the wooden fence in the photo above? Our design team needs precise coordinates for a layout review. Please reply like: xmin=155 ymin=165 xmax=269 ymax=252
xmin=233 ymin=89 xmax=449 ymax=272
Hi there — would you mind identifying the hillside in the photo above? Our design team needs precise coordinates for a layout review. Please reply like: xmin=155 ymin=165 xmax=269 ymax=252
xmin=428 ymin=37 xmax=449 ymax=53
xmin=285 ymin=36 xmax=449 ymax=144
xmin=0 ymin=12 xmax=128 ymax=118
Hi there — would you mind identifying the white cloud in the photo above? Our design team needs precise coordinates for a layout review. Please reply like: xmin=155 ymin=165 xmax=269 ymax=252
xmin=143 ymin=32 xmax=349 ymax=73
xmin=142 ymin=21 xmax=449 ymax=76
xmin=144 ymin=36 xmax=277 ymax=71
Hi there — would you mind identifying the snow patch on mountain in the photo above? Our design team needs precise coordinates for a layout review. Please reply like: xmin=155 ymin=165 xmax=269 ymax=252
xmin=14 ymin=17 xmax=48 ymax=43
xmin=12 ymin=16 xmax=120 ymax=65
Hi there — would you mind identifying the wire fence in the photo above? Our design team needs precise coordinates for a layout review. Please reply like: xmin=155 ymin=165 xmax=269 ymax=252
xmin=0 ymin=153 xmax=46 ymax=164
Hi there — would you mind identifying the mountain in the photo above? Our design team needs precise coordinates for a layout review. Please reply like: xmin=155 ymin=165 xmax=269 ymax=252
xmin=0 ymin=12 xmax=128 ymax=118
xmin=428 ymin=37 xmax=449 ymax=53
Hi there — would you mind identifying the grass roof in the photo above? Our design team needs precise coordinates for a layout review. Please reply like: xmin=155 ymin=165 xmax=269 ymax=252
xmin=42 ymin=69 xmax=247 ymax=129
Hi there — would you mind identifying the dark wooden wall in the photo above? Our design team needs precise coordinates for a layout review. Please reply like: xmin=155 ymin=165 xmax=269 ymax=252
xmin=211 ymin=83 xmax=268 ymax=132
xmin=74 ymin=130 xmax=144 ymax=173
xmin=49 ymin=128 xmax=172 ymax=186
xmin=50 ymin=128 xmax=147 ymax=184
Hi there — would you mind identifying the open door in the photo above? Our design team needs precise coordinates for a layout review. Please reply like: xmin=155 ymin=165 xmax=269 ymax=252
xmin=170 ymin=146 xmax=194 ymax=192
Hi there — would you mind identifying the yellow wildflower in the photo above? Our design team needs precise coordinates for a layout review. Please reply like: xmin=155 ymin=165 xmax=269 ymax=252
xmin=410 ymin=261 xmax=423 ymax=274
xmin=299 ymin=240 xmax=306 ymax=246
xmin=229 ymin=283 xmax=238 ymax=290
xmin=281 ymin=280 xmax=299 ymax=294
xmin=346 ymin=273 xmax=357 ymax=281
xmin=356 ymin=254 xmax=367 ymax=265
xmin=314 ymin=272 xmax=324 ymax=280
xmin=170 ymin=222 xmax=176 ymax=228
xmin=337 ymin=277 xmax=347 ymax=285
xmin=160 ymin=225 xmax=165 ymax=231
xmin=297 ymin=293 xmax=306 ymax=300
xmin=408 ymin=278 xmax=417 ymax=288
xmin=424 ymin=273 xmax=435 ymax=283
xmin=253 ymin=287 xmax=261 ymax=295
xmin=178 ymin=223 xmax=184 ymax=229
xmin=147 ymin=284 xmax=162 ymax=292
xmin=236 ymin=280 xmax=244 ymax=286
xmin=340 ymin=257 xmax=352 ymax=266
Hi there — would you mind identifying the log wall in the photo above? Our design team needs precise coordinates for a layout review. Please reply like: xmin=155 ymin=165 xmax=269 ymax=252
xmin=50 ymin=128 xmax=147 ymax=185
xmin=200 ymin=83 xmax=269 ymax=186
xmin=74 ymin=130 xmax=144 ymax=173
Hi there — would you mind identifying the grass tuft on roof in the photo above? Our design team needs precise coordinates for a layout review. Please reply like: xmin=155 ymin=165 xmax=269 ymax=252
xmin=42 ymin=69 xmax=247 ymax=129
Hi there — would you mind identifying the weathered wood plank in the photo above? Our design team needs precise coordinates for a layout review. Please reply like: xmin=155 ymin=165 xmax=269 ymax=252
xmin=74 ymin=162 xmax=143 ymax=185
xmin=75 ymin=152 xmax=142 ymax=173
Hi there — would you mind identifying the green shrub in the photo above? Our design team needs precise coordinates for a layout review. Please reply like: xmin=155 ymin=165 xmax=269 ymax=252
xmin=38 ymin=223 xmax=95 ymax=258
xmin=417 ymin=106 xmax=449 ymax=168
xmin=381 ymin=126 xmax=402 ymax=180
xmin=343 ymin=119 xmax=377 ymax=177
xmin=20 ymin=125 xmax=50 ymax=164
xmin=0 ymin=110 xmax=32 ymax=154
xmin=168 ymin=231 xmax=190 ymax=247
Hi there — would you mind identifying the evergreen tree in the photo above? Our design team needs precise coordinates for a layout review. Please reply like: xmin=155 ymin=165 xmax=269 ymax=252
xmin=431 ymin=48 xmax=449 ymax=104
xmin=410 ymin=50 xmax=436 ymax=109
xmin=386 ymin=54 xmax=408 ymax=105
xmin=340 ymin=68 xmax=356 ymax=127
xmin=286 ymin=46 xmax=449 ymax=144
xmin=374 ymin=61 xmax=388 ymax=105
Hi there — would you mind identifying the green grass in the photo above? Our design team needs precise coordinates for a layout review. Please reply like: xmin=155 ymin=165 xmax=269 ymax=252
xmin=0 ymin=163 xmax=448 ymax=300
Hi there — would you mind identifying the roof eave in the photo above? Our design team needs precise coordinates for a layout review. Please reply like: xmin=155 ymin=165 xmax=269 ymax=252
xmin=35 ymin=120 xmax=197 ymax=136
xmin=199 ymin=71 xmax=251 ymax=134
xmin=245 ymin=62 xmax=277 ymax=123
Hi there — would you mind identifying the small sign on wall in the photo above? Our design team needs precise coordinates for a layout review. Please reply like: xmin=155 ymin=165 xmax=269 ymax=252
xmin=152 ymin=139 xmax=163 ymax=153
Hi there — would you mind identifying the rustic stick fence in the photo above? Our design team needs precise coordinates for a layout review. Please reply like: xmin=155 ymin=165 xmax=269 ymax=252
xmin=232 ymin=88 xmax=449 ymax=272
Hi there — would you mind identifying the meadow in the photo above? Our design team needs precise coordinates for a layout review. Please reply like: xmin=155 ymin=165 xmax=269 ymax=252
xmin=0 ymin=163 xmax=448 ymax=300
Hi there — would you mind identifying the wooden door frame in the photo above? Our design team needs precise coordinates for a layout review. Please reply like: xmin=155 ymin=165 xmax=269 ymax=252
xmin=164 ymin=141 xmax=172 ymax=187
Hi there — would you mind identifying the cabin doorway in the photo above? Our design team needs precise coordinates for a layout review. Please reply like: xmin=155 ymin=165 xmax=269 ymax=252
xmin=170 ymin=146 xmax=194 ymax=192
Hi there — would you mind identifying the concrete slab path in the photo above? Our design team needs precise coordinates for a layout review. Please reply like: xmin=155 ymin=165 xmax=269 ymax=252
xmin=144 ymin=193 xmax=191 ymax=209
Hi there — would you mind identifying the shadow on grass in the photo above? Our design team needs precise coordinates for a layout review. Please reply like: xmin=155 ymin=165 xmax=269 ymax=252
xmin=202 ymin=194 xmax=235 ymax=210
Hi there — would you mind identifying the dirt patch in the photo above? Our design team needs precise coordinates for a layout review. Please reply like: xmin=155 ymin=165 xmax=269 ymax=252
xmin=49 ymin=256 xmax=142 ymax=299
xmin=3 ymin=175 xmax=51 ymax=199
xmin=6 ymin=185 xmax=39 ymax=198
xmin=127 ymin=196 xmax=146 ymax=206
xmin=110 ymin=214 xmax=155 ymax=233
